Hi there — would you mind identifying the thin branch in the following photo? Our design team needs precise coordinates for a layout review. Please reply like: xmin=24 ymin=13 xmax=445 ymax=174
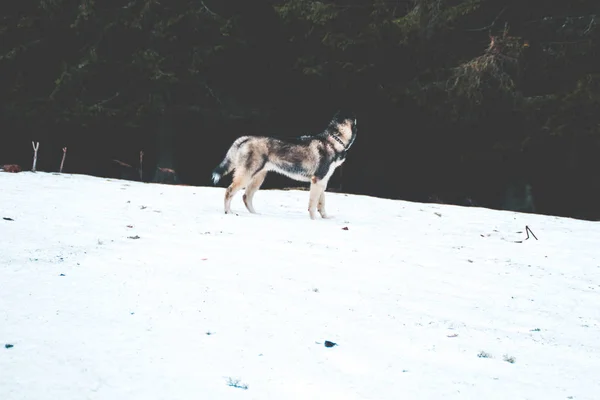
xmin=584 ymin=16 xmax=596 ymax=35
xmin=200 ymin=1 xmax=218 ymax=17
xmin=139 ymin=150 xmax=144 ymax=182
xmin=31 ymin=141 xmax=39 ymax=172
xmin=59 ymin=147 xmax=67 ymax=173
xmin=112 ymin=159 xmax=133 ymax=168
xmin=95 ymin=92 xmax=120 ymax=107
xmin=524 ymin=14 xmax=597 ymax=25
xmin=204 ymin=84 xmax=223 ymax=104
xmin=542 ymin=40 xmax=592 ymax=45
xmin=465 ymin=7 xmax=506 ymax=32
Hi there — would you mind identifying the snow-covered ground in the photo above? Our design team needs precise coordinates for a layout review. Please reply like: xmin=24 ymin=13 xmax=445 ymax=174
xmin=1 ymin=171 xmax=599 ymax=400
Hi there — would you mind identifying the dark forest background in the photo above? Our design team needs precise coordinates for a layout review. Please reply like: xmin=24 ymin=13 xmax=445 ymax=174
xmin=1 ymin=0 xmax=599 ymax=220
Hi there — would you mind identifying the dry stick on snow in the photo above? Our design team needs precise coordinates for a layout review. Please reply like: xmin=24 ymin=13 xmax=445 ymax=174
xmin=525 ymin=225 xmax=538 ymax=240
xmin=31 ymin=141 xmax=40 ymax=172
xmin=59 ymin=147 xmax=67 ymax=173
xmin=139 ymin=150 xmax=144 ymax=182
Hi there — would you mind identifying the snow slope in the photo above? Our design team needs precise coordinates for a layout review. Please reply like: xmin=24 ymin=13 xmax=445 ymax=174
xmin=1 ymin=172 xmax=599 ymax=400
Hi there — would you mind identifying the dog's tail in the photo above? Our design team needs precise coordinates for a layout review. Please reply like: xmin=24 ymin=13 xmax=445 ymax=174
xmin=211 ymin=160 xmax=231 ymax=185
xmin=211 ymin=136 xmax=250 ymax=185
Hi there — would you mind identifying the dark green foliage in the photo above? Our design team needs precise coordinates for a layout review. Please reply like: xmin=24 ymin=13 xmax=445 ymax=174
xmin=0 ymin=0 xmax=598 ymax=219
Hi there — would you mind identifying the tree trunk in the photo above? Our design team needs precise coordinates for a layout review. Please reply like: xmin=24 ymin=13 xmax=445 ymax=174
xmin=152 ymin=111 xmax=180 ymax=184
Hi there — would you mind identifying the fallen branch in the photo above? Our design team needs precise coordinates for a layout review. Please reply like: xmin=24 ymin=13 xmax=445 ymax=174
xmin=31 ymin=141 xmax=39 ymax=172
xmin=525 ymin=225 xmax=538 ymax=240
xmin=59 ymin=147 xmax=67 ymax=173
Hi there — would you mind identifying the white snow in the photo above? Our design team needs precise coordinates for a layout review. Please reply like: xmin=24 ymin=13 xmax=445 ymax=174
xmin=1 ymin=171 xmax=599 ymax=400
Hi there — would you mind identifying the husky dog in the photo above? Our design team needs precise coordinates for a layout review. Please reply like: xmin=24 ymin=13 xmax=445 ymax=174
xmin=211 ymin=111 xmax=357 ymax=219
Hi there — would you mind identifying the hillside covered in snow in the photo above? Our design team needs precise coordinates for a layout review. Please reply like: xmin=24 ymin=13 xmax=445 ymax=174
xmin=1 ymin=172 xmax=599 ymax=400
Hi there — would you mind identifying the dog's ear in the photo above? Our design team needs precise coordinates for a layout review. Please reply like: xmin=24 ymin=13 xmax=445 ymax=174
xmin=332 ymin=109 xmax=355 ymax=122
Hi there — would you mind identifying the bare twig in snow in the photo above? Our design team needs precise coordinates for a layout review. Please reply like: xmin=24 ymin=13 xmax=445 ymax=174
xmin=525 ymin=225 xmax=538 ymax=240
xmin=503 ymin=354 xmax=516 ymax=363
xmin=226 ymin=377 xmax=248 ymax=390
xmin=59 ymin=147 xmax=67 ymax=173
xmin=31 ymin=141 xmax=39 ymax=172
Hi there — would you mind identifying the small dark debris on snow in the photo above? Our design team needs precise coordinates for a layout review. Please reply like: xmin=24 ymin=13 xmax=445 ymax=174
xmin=127 ymin=235 xmax=141 ymax=239
xmin=205 ymin=331 xmax=213 ymax=336
xmin=342 ymin=226 xmax=349 ymax=230
xmin=5 ymin=344 xmax=14 ymax=349
xmin=434 ymin=212 xmax=442 ymax=217
xmin=127 ymin=225 xmax=134 ymax=228
xmin=226 ymin=377 xmax=248 ymax=390
xmin=477 ymin=351 xmax=492 ymax=359
xmin=59 ymin=273 xmax=65 ymax=276
xmin=140 ymin=206 xmax=147 ymax=210
xmin=324 ymin=340 xmax=338 ymax=348
xmin=503 ymin=354 xmax=516 ymax=364
xmin=3 ymin=217 xmax=14 ymax=221
xmin=467 ymin=259 xmax=473 ymax=263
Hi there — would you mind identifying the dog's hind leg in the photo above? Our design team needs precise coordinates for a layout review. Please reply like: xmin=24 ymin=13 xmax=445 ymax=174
xmin=243 ymin=170 xmax=267 ymax=214
xmin=308 ymin=177 xmax=327 ymax=220
xmin=224 ymin=173 xmax=251 ymax=214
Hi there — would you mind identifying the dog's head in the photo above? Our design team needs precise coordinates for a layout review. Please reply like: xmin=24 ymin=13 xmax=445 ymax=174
xmin=329 ymin=110 xmax=357 ymax=149
xmin=331 ymin=110 xmax=357 ymax=128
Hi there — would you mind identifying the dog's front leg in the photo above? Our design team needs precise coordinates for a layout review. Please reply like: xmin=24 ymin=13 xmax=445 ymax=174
xmin=317 ymin=190 xmax=329 ymax=219
xmin=308 ymin=177 xmax=326 ymax=219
